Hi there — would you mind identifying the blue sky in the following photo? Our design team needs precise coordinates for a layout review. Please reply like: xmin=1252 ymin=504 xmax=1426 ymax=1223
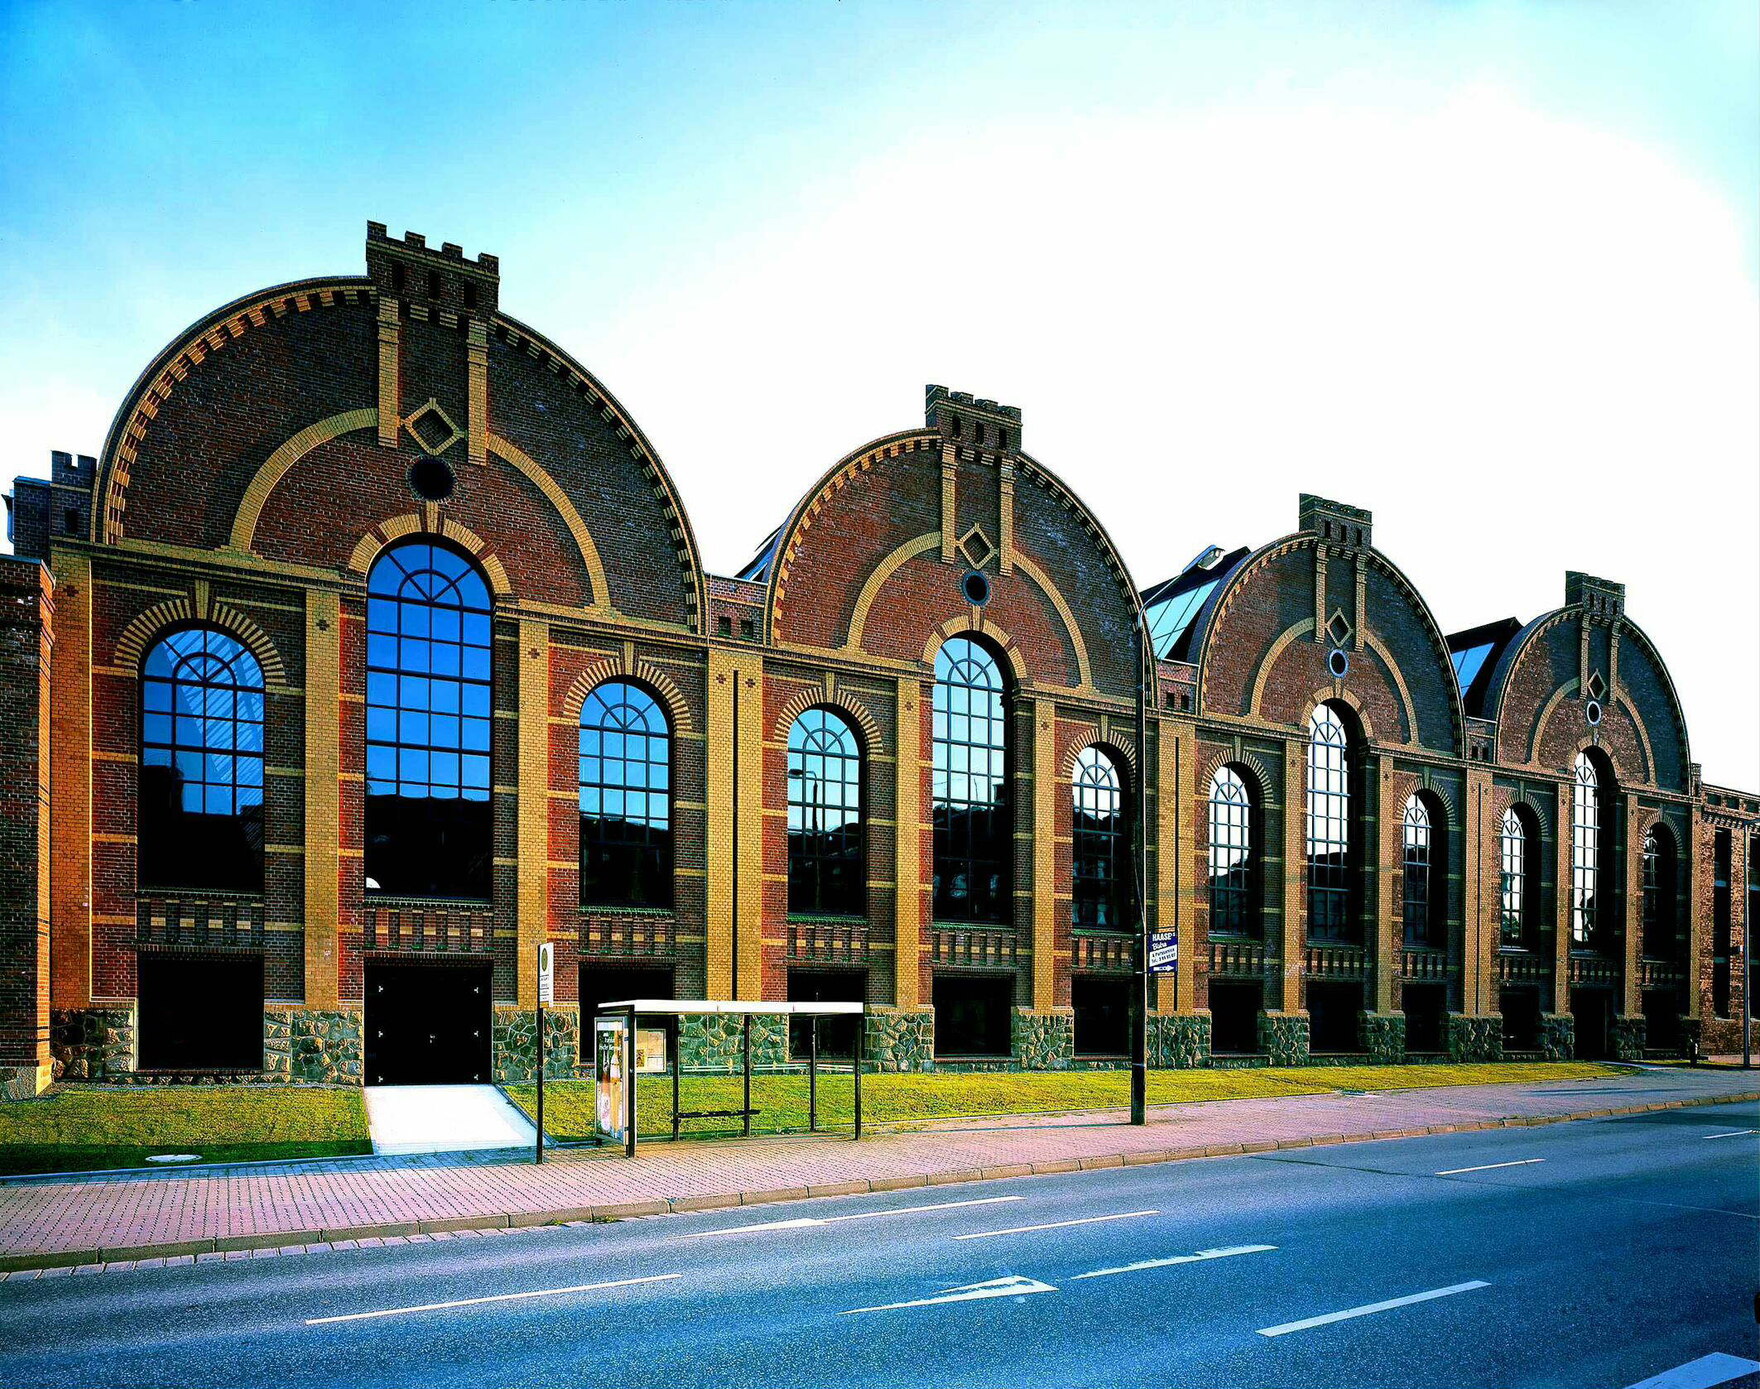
xmin=2 ymin=0 xmax=1755 ymax=779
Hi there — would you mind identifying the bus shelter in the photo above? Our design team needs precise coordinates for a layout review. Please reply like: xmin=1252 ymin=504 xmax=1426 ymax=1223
xmin=591 ymin=999 xmax=866 ymax=1157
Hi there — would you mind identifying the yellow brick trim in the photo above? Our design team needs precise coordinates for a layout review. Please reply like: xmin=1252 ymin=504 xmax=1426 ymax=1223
xmin=769 ymin=683 xmax=885 ymax=756
xmin=516 ymin=619 xmax=551 ymax=1007
xmin=487 ymin=434 xmax=610 ymax=612
xmin=229 ymin=408 xmax=378 ymax=552
xmin=844 ymin=532 xmax=940 ymax=653
xmin=304 ymin=590 xmax=341 ymax=1009
xmin=1010 ymin=551 xmax=1093 ymax=690
xmin=112 ymin=596 xmax=289 ymax=685
xmin=346 ymin=514 xmax=513 ymax=596
xmin=560 ymin=653 xmax=695 ymax=734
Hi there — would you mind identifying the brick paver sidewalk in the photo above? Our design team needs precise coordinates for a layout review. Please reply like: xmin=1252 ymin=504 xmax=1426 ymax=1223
xmin=2 ymin=1067 xmax=1754 ymax=1271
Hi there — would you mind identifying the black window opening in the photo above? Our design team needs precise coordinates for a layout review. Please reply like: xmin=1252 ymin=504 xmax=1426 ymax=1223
xmin=1072 ymin=975 xmax=1130 ymax=1055
xmin=1499 ymin=805 xmax=1538 ymax=949
xmin=787 ymin=708 xmax=864 ymax=917
xmin=1072 ymin=746 xmax=1129 ymax=930
xmin=1209 ymin=981 xmax=1263 ymax=1055
xmin=1571 ymin=988 xmax=1614 ymax=1061
xmin=1401 ymin=793 xmax=1446 ymax=949
xmin=137 ymin=954 xmax=264 ymax=1070
xmin=1500 ymin=986 xmax=1543 ymax=1051
xmin=1640 ymin=826 xmax=1677 ymax=960
xmin=932 ymin=973 xmax=1012 ymax=1057
xmin=1641 ymin=988 xmax=1683 ymax=1051
xmin=1306 ymin=704 xmax=1358 ymax=942
xmin=579 ymin=681 xmax=673 ymax=908
xmin=1207 ymin=765 xmax=1258 ymax=938
xmin=580 ymin=965 xmax=676 ymax=1016
xmin=1306 ymin=981 xmax=1362 ymax=1054
xmin=139 ymin=628 xmax=267 ymax=893
xmin=365 ymin=541 xmax=493 ymax=899
xmin=1403 ymin=983 xmax=1446 ymax=1053
xmin=932 ymin=637 xmax=1010 ymax=924
xmin=787 ymin=968 xmax=866 ymax=1059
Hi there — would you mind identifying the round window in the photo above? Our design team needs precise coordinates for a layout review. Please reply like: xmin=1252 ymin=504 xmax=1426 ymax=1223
xmin=1327 ymin=648 xmax=1350 ymax=679
xmin=409 ymin=457 xmax=456 ymax=502
xmin=962 ymin=570 xmax=991 ymax=607
xmin=1585 ymin=699 xmax=1603 ymax=727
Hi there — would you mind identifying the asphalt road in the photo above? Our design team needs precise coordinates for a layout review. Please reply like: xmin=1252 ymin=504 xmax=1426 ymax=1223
xmin=2 ymin=1100 xmax=1757 ymax=1389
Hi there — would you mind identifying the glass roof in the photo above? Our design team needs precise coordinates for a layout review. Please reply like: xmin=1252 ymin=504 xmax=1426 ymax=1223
xmin=1445 ymin=617 xmax=1524 ymax=714
xmin=1141 ymin=545 xmax=1250 ymax=661
xmin=1450 ymin=643 xmax=1494 ymax=695
xmin=735 ymin=525 xmax=784 ymax=583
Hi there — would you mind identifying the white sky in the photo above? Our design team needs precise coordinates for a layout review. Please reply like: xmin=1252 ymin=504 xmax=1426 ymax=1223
xmin=2 ymin=1 xmax=1755 ymax=785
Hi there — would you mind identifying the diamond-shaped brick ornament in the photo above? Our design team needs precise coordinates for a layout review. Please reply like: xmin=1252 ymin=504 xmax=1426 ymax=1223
xmin=1586 ymin=670 xmax=1607 ymax=701
xmin=403 ymin=398 xmax=465 ymax=456
xmin=957 ymin=524 xmax=996 ymax=571
xmin=1326 ymin=607 xmax=1354 ymax=647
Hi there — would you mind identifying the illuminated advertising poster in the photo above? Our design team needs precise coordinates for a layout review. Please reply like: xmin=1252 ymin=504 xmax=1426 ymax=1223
xmin=594 ymin=1014 xmax=628 ymax=1145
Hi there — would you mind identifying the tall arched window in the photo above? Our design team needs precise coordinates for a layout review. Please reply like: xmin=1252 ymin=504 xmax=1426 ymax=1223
xmin=1641 ymin=825 xmax=1675 ymax=959
xmin=579 ymin=682 xmax=672 ymax=907
xmin=140 ymin=628 xmax=266 ymax=891
xmin=1306 ymin=703 xmax=1354 ymax=941
xmin=1207 ymin=766 xmax=1256 ymax=937
xmin=933 ymin=636 xmax=1010 ymax=922
xmin=1072 ymin=746 xmax=1129 ymax=929
xmin=1571 ymin=751 xmax=1603 ymax=949
xmin=365 ymin=541 xmax=493 ymax=898
xmin=1499 ymin=806 xmax=1533 ymax=948
xmin=787 ymin=708 xmax=863 ymax=916
xmin=1402 ymin=793 xmax=1445 ymax=948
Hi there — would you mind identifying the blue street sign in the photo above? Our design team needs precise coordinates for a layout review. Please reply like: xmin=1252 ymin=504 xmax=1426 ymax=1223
xmin=1148 ymin=930 xmax=1179 ymax=973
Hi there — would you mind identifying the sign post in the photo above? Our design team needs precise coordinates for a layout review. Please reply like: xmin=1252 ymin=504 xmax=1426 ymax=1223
xmin=535 ymin=942 xmax=553 ymax=1164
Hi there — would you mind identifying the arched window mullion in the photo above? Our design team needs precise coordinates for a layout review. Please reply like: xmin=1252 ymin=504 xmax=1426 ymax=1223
xmin=579 ymin=681 xmax=673 ymax=908
xmin=1571 ymin=752 xmax=1603 ymax=952
xmin=1499 ymin=806 xmax=1531 ymax=949
xmin=932 ymin=637 xmax=1010 ymax=924
xmin=787 ymin=708 xmax=864 ymax=917
xmin=1306 ymin=704 xmax=1354 ymax=942
xmin=139 ymin=627 xmax=266 ymax=892
xmin=1207 ymin=766 xmax=1257 ymax=939
xmin=1072 ymin=746 xmax=1127 ymax=930
xmin=1402 ymin=793 xmax=1435 ymax=948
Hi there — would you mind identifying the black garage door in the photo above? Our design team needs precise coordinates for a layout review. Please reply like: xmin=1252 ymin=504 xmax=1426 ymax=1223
xmin=138 ymin=954 xmax=264 ymax=1071
xmin=365 ymin=963 xmax=491 ymax=1085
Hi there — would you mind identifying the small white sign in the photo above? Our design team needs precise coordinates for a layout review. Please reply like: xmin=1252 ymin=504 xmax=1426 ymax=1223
xmin=537 ymin=942 xmax=554 ymax=1006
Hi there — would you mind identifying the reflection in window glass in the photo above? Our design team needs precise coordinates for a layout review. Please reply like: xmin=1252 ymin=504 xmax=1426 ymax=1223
xmin=1072 ymin=747 xmax=1128 ymax=929
xmin=1641 ymin=826 xmax=1675 ymax=959
xmin=1571 ymin=752 xmax=1602 ymax=948
xmin=579 ymin=682 xmax=672 ymax=907
xmin=1402 ymin=794 xmax=1443 ymax=947
xmin=1499 ymin=807 xmax=1529 ymax=947
xmin=140 ymin=628 xmax=265 ymax=891
xmin=787 ymin=709 xmax=863 ymax=916
xmin=933 ymin=637 xmax=1009 ymax=922
xmin=1207 ymin=766 xmax=1256 ymax=937
xmin=1306 ymin=704 xmax=1353 ymax=941
xmin=365 ymin=542 xmax=493 ymax=897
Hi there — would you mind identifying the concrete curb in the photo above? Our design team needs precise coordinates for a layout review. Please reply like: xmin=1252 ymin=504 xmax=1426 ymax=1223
xmin=2 ymin=1089 xmax=1754 ymax=1275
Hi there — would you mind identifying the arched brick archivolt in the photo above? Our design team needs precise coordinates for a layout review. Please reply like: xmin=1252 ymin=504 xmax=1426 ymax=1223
xmin=1297 ymin=686 xmax=1382 ymax=747
xmin=113 ymin=596 xmax=289 ymax=686
xmin=561 ymin=656 xmax=695 ymax=736
xmin=1059 ymin=733 xmax=1138 ymax=784
xmin=922 ymin=618 xmax=1031 ymax=689
xmin=345 ymin=515 xmax=512 ymax=597
xmin=770 ymin=686 xmax=884 ymax=756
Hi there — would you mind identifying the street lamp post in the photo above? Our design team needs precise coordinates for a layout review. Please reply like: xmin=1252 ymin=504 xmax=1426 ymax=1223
xmin=1130 ymin=610 xmax=1150 ymax=1126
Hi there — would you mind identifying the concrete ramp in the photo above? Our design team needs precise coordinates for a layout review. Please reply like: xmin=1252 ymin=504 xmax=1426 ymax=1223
xmin=363 ymin=1084 xmax=538 ymax=1156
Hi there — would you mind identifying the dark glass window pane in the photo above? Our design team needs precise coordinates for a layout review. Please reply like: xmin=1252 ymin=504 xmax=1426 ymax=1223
xmin=1402 ymin=793 xmax=1444 ymax=947
xmin=139 ymin=628 xmax=266 ymax=892
xmin=1499 ymin=806 xmax=1529 ymax=947
xmin=1641 ymin=827 xmax=1675 ymax=959
xmin=1571 ymin=753 xmax=1603 ymax=950
xmin=579 ymin=681 xmax=672 ymax=908
xmin=787 ymin=709 xmax=864 ymax=916
xmin=932 ymin=638 xmax=1009 ymax=923
xmin=365 ymin=541 xmax=494 ymax=898
xmin=1072 ymin=746 xmax=1128 ymax=929
xmin=1207 ymin=766 xmax=1257 ymax=937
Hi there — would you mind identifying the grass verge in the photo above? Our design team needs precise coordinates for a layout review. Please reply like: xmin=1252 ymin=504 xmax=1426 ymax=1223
xmin=0 ymin=1086 xmax=373 ymax=1176
xmin=505 ymin=1061 xmax=1625 ymax=1142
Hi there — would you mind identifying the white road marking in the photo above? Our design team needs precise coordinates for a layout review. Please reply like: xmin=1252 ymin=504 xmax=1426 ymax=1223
xmin=305 ymin=1273 xmax=681 ymax=1324
xmin=1625 ymin=1351 xmax=1760 ymax=1389
xmin=1256 ymin=1280 xmax=1490 ymax=1337
xmin=687 ymin=1195 xmax=1024 ymax=1237
xmin=1071 ymin=1244 xmax=1277 ymax=1280
xmin=1701 ymin=1129 xmax=1758 ymax=1140
xmin=843 ymin=1275 xmax=1058 ymax=1315
xmin=1435 ymin=1159 xmax=1545 ymax=1176
xmin=954 ymin=1209 xmax=1159 ymax=1241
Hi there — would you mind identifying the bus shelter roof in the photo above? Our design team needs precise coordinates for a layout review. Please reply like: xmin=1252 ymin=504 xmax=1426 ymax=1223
xmin=595 ymin=999 xmax=864 ymax=1016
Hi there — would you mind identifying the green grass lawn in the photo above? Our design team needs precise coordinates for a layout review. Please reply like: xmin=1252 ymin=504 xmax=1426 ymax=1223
xmin=506 ymin=1061 xmax=1625 ymax=1142
xmin=0 ymin=1086 xmax=373 ymax=1176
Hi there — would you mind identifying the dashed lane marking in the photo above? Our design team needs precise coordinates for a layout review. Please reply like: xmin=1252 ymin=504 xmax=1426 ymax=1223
xmin=304 ymin=1273 xmax=681 ymax=1324
xmin=843 ymin=1275 xmax=1058 ymax=1315
xmin=1435 ymin=1159 xmax=1544 ymax=1176
xmin=1070 ymin=1244 xmax=1277 ymax=1280
xmin=686 ymin=1196 xmax=1023 ymax=1237
xmin=1624 ymin=1351 xmax=1760 ymax=1389
xmin=954 ymin=1210 xmax=1159 ymax=1242
xmin=1256 ymin=1280 xmax=1490 ymax=1337
xmin=1701 ymin=1130 xmax=1759 ymax=1140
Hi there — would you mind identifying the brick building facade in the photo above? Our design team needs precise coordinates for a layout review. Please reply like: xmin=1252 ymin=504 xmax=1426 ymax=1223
xmin=1 ymin=224 xmax=1754 ymax=1098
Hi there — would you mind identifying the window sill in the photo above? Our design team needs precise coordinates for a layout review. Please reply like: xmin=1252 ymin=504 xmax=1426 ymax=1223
xmin=365 ymin=894 xmax=493 ymax=909
xmin=138 ymin=886 xmax=265 ymax=900
xmin=787 ymin=913 xmax=867 ymax=925
xmin=931 ymin=921 xmax=1016 ymax=931
xmin=579 ymin=904 xmax=676 ymax=917
xmin=1206 ymin=931 xmax=1265 ymax=944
